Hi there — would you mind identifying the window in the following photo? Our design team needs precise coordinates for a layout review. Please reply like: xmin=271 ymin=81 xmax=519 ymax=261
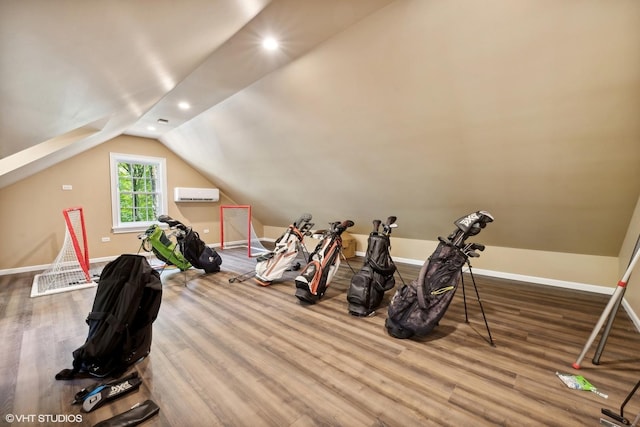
xmin=110 ymin=153 xmax=167 ymax=233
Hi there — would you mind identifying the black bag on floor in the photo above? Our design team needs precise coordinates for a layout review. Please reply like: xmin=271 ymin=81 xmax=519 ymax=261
xmin=347 ymin=216 xmax=398 ymax=316
xmin=385 ymin=211 xmax=494 ymax=339
xmin=56 ymin=254 xmax=162 ymax=379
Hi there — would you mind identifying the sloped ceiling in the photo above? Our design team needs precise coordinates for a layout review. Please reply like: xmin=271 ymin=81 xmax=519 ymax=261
xmin=1 ymin=0 xmax=639 ymax=256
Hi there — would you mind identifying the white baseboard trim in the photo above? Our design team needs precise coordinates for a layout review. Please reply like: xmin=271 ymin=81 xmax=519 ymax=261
xmin=379 ymin=253 xmax=640 ymax=332
xmin=3 ymin=246 xmax=639 ymax=332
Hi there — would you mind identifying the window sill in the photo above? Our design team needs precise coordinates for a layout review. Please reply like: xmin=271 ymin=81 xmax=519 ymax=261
xmin=112 ymin=225 xmax=161 ymax=234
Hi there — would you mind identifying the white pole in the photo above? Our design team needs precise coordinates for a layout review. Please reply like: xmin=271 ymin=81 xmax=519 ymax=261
xmin=573 ymin=248 xmax=640 ymax=369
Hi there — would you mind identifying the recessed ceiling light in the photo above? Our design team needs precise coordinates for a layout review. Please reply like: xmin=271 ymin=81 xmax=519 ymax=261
xmin=178 ymin=101 xmax=190 ymax=110
xmin=147 ymin=126 xmax=156 ymax=131
xmin=262 ymin=37 xmax=279 ymax=51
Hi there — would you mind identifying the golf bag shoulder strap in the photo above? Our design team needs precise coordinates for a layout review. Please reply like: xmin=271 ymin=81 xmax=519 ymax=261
xmin=365 ymin=234 xmax=396 ymax=275
xmin=86 ymin=312 xmax=123 ymax=331
xmin=415 ymin=256 xmax=430 ymax=310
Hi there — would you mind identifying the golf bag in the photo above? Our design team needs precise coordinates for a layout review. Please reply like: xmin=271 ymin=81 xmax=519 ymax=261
xmin=141 ymin=224 xmax=192 ymax=271
xmin=255 ymin=213 xmax=314 ymax=286
xmin=385 ymin=211 xmax=494 ymax=339
xmin=56 ymin=254 xmax=162 ymax=379
xmin=347 ymin=216 xmax=398 ymax=316
xmin=295 ymin=219 xmax=354 ymax=304
xmin=157 ymin=215 xmax=222 ymax=273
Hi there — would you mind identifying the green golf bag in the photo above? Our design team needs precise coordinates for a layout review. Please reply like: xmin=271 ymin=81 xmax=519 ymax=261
xmin=142 ymin=225 xmax=191 ymax=271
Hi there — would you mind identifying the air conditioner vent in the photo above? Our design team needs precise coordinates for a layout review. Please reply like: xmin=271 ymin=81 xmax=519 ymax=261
xmin=174 ymin=187 xmax=219 ymax=202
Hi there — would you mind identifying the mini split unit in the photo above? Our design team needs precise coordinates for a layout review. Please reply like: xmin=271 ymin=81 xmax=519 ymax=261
xmin=174 ymin=187 xmax=219 ymax=202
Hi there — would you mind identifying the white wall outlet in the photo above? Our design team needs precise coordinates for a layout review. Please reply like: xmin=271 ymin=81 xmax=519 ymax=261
xmin=203 ymin=229 xmax=210 ymax=233
xmin=62 ymin=184 xmax=72 ymax=190
xmin=101 ymin=237 xmax=111 ymax=242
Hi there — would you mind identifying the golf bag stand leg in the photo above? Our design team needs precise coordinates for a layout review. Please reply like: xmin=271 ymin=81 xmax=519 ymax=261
xmin=461 ymin=262 xmax=495 ymax=346
xmin=138 ymin=235 xmax=170 ymax=276
xmin=573 ymin=248 xmax=640 ymax=369
xmin=229 ymin=270 xmax=256 ymax=283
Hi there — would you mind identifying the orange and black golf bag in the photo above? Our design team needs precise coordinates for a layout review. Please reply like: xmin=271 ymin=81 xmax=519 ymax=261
xmin=294 ymin=219 xmax=354 ymax=304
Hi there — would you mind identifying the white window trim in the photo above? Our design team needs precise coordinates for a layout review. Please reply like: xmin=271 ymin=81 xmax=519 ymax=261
xmin=109 ymin=152 xmax=168 ymax=233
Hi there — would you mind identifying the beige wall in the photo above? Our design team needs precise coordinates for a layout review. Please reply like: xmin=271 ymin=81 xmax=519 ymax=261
xmin=2 ymin=135 xmax=638 ymax=322
xmin=265 ymin=225 xmax=618 ymax=285
xmin=0 ymin=135 xmax=263 ymax=270
xmin=619 ymin=196 xmax=640 ymax=320
xmin=266 ymin=220 xmax=638 ymax=321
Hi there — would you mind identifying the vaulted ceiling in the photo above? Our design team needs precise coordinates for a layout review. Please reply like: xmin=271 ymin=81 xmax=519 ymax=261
xmin=1 ymin=0 xmax=639 ymax=256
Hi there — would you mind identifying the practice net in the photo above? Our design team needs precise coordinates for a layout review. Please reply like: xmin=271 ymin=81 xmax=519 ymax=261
xmin=31 ymin=207 xmax=97 ymax=297
xmin=220 ymin=205 xmax=269 ymax=257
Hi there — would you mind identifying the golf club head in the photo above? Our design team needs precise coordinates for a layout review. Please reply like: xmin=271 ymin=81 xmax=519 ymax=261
xmin=333 ymin=219 xmax=354 ymax=234
xmin=470 ymin=242 xmax=485 ymax=252
xmin=342 ymin=220 xmax=355 ymax=229
xmin=385 ymin=216 xmax=397 ymax=226
xmin=295 ymin=213 xmax=312 ymax=227
xmin=382 ymin=222 xmax=398 ymax=236
xmin=157 ymin=214 xmax=171 ymax=223
xmin=454 ymin=211 xmax=494 ymax=234
xmin=373 ymin=219 xmax=382 ymax=233
xmin=294 ymin=213 xmax=314 ymax=233
xmin=157 ymin=214 xmax=182 ymax=229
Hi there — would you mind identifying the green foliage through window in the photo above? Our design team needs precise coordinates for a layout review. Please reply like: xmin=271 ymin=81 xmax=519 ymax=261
xmin=117 ymin=161 xmax=160 ymax=223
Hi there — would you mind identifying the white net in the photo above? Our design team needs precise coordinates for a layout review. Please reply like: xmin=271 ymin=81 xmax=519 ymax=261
xmin=220 ymin=205 xmax=269 ymax=257
xmin=31 ymin=207 xmax=97 ymax=297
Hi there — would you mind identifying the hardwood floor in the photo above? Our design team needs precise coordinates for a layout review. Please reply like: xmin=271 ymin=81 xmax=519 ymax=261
xmin=1 ymin=248 xmax=639 ymax=426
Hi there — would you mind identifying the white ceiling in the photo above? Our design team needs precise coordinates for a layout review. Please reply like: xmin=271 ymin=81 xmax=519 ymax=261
xmin=1 ymin=0 xmax=639 ymax=256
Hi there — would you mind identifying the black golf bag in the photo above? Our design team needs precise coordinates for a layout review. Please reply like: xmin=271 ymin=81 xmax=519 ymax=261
xmin=157 ymin=215 xmax=222 ymax=273
xmin=347 ymin=216 xmax=398 ymax=316
xmin=295 ymin=219 xmax=354 ymax=304
xmin=385 ymin=211 xmax=494 ymax=339
xmin=255 ymin=214 xmax=314 ymax=286
xmin=56 ymin=254 xmax=162 ymax=379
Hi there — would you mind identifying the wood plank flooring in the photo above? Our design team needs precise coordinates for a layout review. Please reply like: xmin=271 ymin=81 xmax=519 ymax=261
xmin=1 ymin=247 xmax=640 ymax=426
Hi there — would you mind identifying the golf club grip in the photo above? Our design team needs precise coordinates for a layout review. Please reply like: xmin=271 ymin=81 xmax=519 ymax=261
xmin=373 ymin=220 xmax=381 ymax=231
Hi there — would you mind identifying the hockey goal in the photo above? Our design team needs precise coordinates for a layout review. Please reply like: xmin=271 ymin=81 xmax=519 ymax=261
xmin=220 ymin=205 xmax=268 ymax=257
xmin=31 ymin=207 xmax=97 ymax=297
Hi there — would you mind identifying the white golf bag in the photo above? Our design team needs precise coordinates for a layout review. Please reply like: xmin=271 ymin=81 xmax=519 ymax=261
xmin=254 ymin=214 xmax=314 ymax=286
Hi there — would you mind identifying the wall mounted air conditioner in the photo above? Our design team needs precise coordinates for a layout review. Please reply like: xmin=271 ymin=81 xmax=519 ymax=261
xmin=174 ymin=187 xmax=219 ymax=202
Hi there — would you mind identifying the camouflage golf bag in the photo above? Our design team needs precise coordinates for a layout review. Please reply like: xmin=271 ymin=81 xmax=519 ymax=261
xmin=385 ymin=211 xmax=493 ymax=339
